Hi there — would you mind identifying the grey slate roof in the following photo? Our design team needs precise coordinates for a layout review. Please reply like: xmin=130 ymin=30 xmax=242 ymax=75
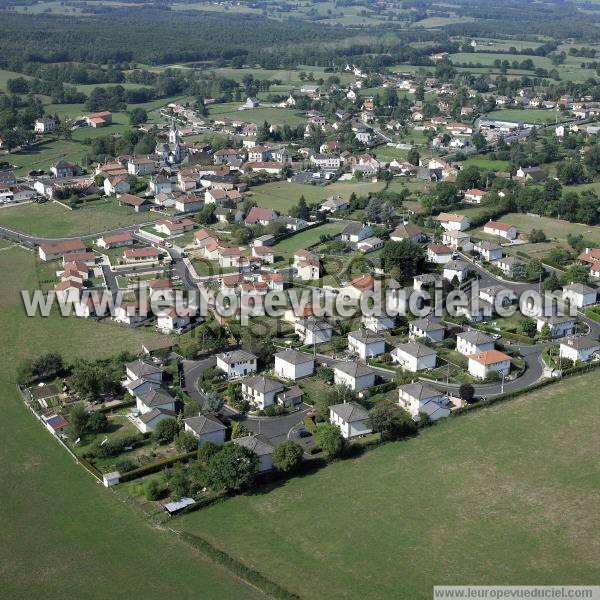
xmin=457 ymin=330 xmax=494 ymax=345
xmin=399 ymin=382 xmax=443 ymax=401
xmin=411 ymin=317 xmax=445 ymax=332
xmin=184 ymin=414 xmax=227 ymax=435
xmin=563 ymin=282 xmax=596 ymax=295
xmin=560 ymin=336 xmax=600 ymax=350
xmin=217 ymin=350 xmax=257 ymax=365
xmin=242 ymin=375 xmax=285 ymax=394
xmin=334 ymin=361 xmax=375 ymax=378
xmin=394 ymin=342 xmax=436 ymax=358
xmin=126 ymin=359 xmax=163 ymax=378
xmin=232 ymin=435 xmax=274 ymax=456
xmin=329 ymin=401 xmax=369 ymax=422
xmin=274 ymin=349 xmax=314 ymax=365
xmin=137 ymin=389 xmax=174 ymax=408
xmin=348 ymin=329 xmax=385 ymax=344
xmin=138 ymin=407 xmax=175 ymax=424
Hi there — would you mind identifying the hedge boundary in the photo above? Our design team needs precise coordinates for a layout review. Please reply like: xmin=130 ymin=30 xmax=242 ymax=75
xmin=176 ymin=530 xmax=300 ymax=600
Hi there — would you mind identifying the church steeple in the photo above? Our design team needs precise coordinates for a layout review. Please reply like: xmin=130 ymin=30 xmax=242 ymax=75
xmin=168 ymin=119 xmax=179 ymax=145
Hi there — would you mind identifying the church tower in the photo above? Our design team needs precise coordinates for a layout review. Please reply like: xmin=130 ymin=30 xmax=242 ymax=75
xmin=168 ymin=119 xmax=179 ymax=146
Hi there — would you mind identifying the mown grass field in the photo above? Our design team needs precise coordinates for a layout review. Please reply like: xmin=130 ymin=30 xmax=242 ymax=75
xmin=8 ymin=138 xmax=90 ymax=175
xmin=459 ymin=156 xmax=511 ymax=171
xmin=0 ymin=246 xmax=259 ymax=599
xmin=471 ymin=212 xmax=600 ymax=246
xmin=487 ymin=108 xmax=567 ymax=124
xmin=249 ymin=180 xmax=390 ymax=213
xmin=272 ymin=222 xmax=346 ymax=263
xmin=178 ymin=371 xmax=600 ymax=599
xmin=208 ymin=102 xmax=306 ymax=126
xmin=0 ymin=199 xmax=162 ymax=237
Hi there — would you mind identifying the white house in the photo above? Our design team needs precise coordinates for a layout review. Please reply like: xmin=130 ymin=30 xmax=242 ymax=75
xmin=241 ymin=376 xmax=285 ymax=410
xmin=559 ymin=336 xmax=600 ymax=363
xmin=442 ymin=230 xmax=470 ymax=250
xmin=483 ymin=220 xmax=517 ymax=240
xmin=427 ymin=244 xmax=453 ymax=264
xmin=468 ymin=349 xmax=511 ymax=379
xmin=562 ymin=283 xmax=597 ymax=309
xmin=348 ymin=329 xmax=386 ymax=359
xmin=434 ymin=213 xmax=470 ymax=231
xmin=536 ymin=315 xmax=576 ymax=339
xmin=390 ymin=222 xmax=422 ymax=242
xmin=216 ymin=350 xmax=258 ymax=380
xmin=295 ymin=318 xmax=333 ymax=345
xmin=184 ymin=414 xmax=227 ymax=446
xmin=274 ymin=349 xmax=315 ymax=380
xmin=135 ymin=407 xmax=176 ymax=433
xmin=474 ymin=240 xmax=503 ymax=262
xmin=443 ymin=259 xmax=469 ymax=283
xmin=341 ymin=222 xmax=372 ymax=244
xmin=409 ymin=317 xmax=445 ymax=343
xmin=125 ymin=360 xmax=163 ymax=385
xmin=361 ymin=313 xmax=396 ymax=333
xmin=391 ymin=342 xmax=437 ymax=372
xmin=494 ymin=255 xmax=526 ymax=277
xmin=232 ymin=435 xmax=274 ymax=472
xmin=398 ymin=382 xmax=450 ymax=422
xmin=333 ymin=362 xmax=376 ymax=392
xmin=157 ymin=306 xmax=191 ymax=333
xmin=135 ymin=389 xmax=175 ymax=415
xmin=464 ymin=188 xmax=487 ymax=204
xmin=329 ymin=402 xmax=372 ymax=439
xmin=456 ymin=330 xmax=495 ymax=356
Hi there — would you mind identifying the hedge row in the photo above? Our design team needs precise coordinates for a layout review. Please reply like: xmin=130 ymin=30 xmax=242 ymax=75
xmin=179 ymin=531 xmax=300 ymax=600
xmin=118 ymin=450 xmax=199 ymax=483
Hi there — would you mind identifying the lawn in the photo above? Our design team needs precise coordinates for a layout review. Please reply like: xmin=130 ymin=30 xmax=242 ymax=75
xmin=487 ymin=109 xmax=568 ymax=124
xmin=178 ymin=370 xmax=600 ymax=598
xmin=272 ymin=222 xmax=346 ymax=263
xmin=459 ymin=156 xmax=511 ymax=171
xmin=472 ymin=212 xmax=600 ymax=246
xmin=208 ymin=102 xmax=306 ymax=126
xmin=0 ymin=246 xmax=260 ymax=598
xmin=249 ymin=180 xmax=390 ymax=213
xmin=0 ymin=199 xmax=162 ymax=237
xmin=8 ymin=137 xmax=89 ymax=175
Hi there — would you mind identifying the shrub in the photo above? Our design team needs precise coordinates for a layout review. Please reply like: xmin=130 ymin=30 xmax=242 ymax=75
xmin=152 ymin=418 xmax=179 ymax=445
xmin=115 ymin=459 xmax=137 ymax=473
xmin=145 ymin=478 xmax=163 ymax=501
xmin=272 ymin=441 xmax=304 ymax=473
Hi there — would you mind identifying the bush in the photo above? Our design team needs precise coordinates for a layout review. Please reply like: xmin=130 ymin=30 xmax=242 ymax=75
xmin=272 ymin=441 xmax=304 ymax=473
xmin=175 ymin=431 xmax=199 ymax=453
xmin=87 ymin=411 xmax=108 ymax=433
xmin=152 ymin=418 xmax=179 ymax=445
xmin=115 ymin=459 xmax=137 ymax=473
xmin=145 ymin=478 xmax=163 ymax=501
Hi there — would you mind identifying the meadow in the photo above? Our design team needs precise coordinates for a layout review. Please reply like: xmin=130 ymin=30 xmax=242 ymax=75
xmin=272 ymin=222 xmax=346 ymax=262
xmin=208 ymin=102 xmax=307 ymax=126
xmin=178 ymin=371 xmax=600 ymax=598
xmin=487 ymin=108 xmax=567 ymax=124
xmin=0 ymin=199 xmax=162 ymax=237
xmin=0 ymin=246 xmax=259 ymax=599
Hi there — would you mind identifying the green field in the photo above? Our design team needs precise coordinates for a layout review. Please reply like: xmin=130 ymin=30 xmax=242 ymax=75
xmin=460 ymin=156 xmax=511 ymax=171
xmin=249 ymin=180 xmax=390 ymax=213
xmin=472 ymin=212 xmax=600 ymax=246
xmin=0 ymin=199 xmax=162 ymax=237
xmin=0 ymin=68 xmax=32 ymax=91
xmin=8 ymin=138 xmax=90 ymax=175
xmin=272 ymin=222 xmax=346 ymax=262
xmin=0 ymin=246 xmax=259 ymax=598
xmin=178 ymin=371 xmax=600 ymax=598
xmin=208 ymin=102 xmax=306 ymax=126
xmin=487 ymin=108 xmax=568 ymax=124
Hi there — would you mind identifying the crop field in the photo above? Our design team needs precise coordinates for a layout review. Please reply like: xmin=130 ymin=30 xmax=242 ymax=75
xmin=178 ymin=370 xmax=600 ymax=598
xmin=0 ymin=246 xmax=258 ymax=599
xmin=0 ymin=199 xmax=162 ymax=237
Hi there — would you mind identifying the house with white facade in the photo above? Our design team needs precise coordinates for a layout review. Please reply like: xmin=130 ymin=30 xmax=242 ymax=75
xmin=468 ymin=349 xmax=511 ymax=379
xmin=241 ymin=376 xmax=285 ymax=410
xmin=562 ymin=283 xmax=597 ymax=309
xmin=474 ymin=240 xmax=503 ymax=262
xmin=559 ymin=336 xmax=600 ymax=363
xmin=216 ymin=350 xmax=258 ymax=380
xmin=409 ymin=317 xmax=445 ymax=343
xmin=398 ymin=382 xmax=450 ymax=422
xmin=427 ymin=244 xmax=453 ymax=264
xmin=361 ymin=313 xmax=396 ymax=333
xmin=483 ymin=220 xmax=517 ymax=240
xmin=333 ymin=362 xmax=376 ymax=392
xmin=348 ymin=329 xmax=386 ymax=359
xmin=274 ymin=349 xmax=315 ymax=381
xmin=341 ymin=222 xmax=372 ymax=244
xmin=536 ymin=315 xmax=576 ymax=339
xmin=391 ymin=342 xmax=437 ymax=372
xmin=295 ymin=318 xmax=333 ymax=345
xmin=232 ymin=435 xmax=274 ymax=472
xmin=184 ymin=414 xmax=227 ymax=446
xmin=329 ymin=402 xmax=372 ymax=439
xmin=434 ymin=213 xmax=470 ymax=231
xmin=443 ymin=259 xmax=469 ymax=283
xmin=456 ymin=330 xmax=495 ymax=356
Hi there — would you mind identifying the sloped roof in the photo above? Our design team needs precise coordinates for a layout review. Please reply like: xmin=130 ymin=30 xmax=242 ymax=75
xmin=329 ymin=401 xmax=369 ymax=422
xmin=184 ymin=414 xmax=226 ymax=435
